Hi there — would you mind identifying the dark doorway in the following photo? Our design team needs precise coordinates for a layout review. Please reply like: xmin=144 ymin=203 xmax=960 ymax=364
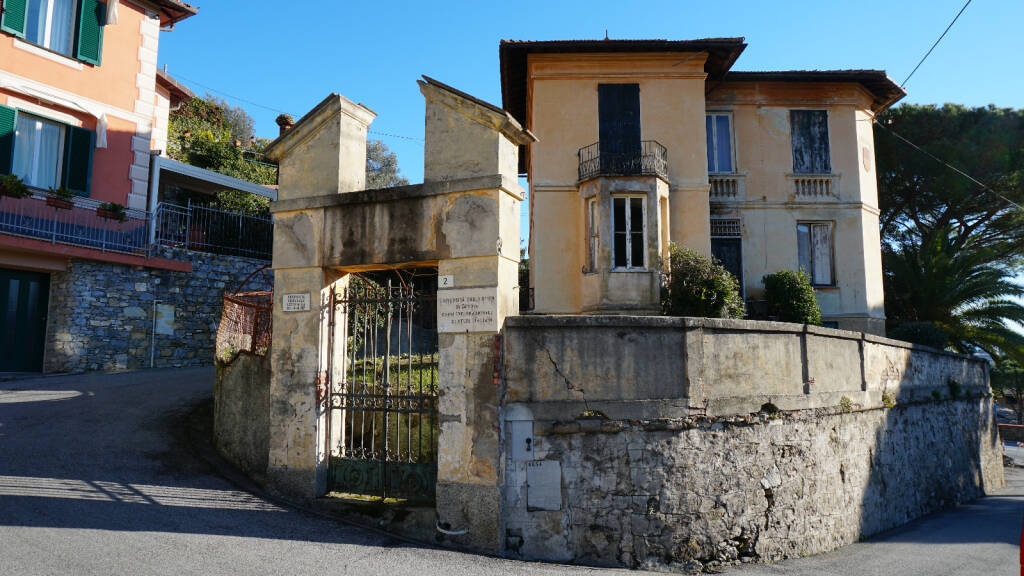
xmin=711 ymin=238 xmax=744 ymax=295
xmin=598 ymin=84 xmax=641 ymax=175
xmin=0 ymin=268 xmax=50 ymax=372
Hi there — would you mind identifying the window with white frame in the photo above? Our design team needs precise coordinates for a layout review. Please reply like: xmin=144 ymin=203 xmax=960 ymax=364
xmin=797 ymin=222 xmax=834 ymax=286
xmin=705 ymin=113 xmax=733 ymax=173
xmin=24 ymin=0 xmax=78 ymax=56
xmin=13 ymin=113 xmax=65 ymax=190
xmin=612 ymin=196 xmax=645 ymax=269
xmin=587 ymin=197 xmax=599 ymax=273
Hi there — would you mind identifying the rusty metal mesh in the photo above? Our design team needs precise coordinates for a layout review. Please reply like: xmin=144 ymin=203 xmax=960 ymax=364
xmin=216 ymin=268 xmax=272 ymax=365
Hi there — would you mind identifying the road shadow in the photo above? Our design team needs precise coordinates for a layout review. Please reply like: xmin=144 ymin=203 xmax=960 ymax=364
xmin=0 ymin=370 xmax=436 ymax=551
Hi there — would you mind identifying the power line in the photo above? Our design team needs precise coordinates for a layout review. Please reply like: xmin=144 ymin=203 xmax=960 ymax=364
xmin=172 ymin=73 xmax=293 ymax=116
xmin=900 ymin=0 xmax=972 ymax=88
xmin=369 ymin=130 xmax=423 ymax=143
xmin=873 ymin=119 xmax=1024 ymax=213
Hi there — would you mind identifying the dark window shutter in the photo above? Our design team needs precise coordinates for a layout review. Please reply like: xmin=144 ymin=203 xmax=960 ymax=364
xmin=0 ymin=0 xmax=28 ymax=38
xmin=598 ymin=84 xmax=641 ymax=174
xmin=791 ymin=110 xmax=831 ymax=174
xmin=74 ymin=0 xmax=104 ymax=65
xmin=63 ymin=126 xmax=94 ymax=196
xmin=0 ymin=104 xmax=16 ymax=175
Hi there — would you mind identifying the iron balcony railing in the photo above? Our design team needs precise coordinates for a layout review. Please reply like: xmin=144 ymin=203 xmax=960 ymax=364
xmin=0 ymin=190 xmax=151 ymax=255
xmin=154 ymin=201 xmax=272 ymax=260
xmin=577 ymin=140 xmax=668 ymax=182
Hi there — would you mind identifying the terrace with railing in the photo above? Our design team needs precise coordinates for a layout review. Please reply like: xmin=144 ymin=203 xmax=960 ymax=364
xmin=0 ymin=191 xmax=273 ymax=261
xmin=0 ymin=190 xmax=151 ymax=255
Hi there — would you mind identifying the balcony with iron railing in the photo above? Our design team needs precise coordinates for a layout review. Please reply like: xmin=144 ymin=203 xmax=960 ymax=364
xmin=0 ymin=189 xmax=151 ymax=255
xmin=0 ymin=190 xmax=273 ymax=261
xmin=577 ymin=140 xmax=668 ymax=183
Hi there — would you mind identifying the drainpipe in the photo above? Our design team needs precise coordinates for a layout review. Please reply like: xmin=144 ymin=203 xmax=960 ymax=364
xmin=150 ymin=299 xmax=162 ymax=368
xmin=148 ymin=152 xmax=161 ymax=247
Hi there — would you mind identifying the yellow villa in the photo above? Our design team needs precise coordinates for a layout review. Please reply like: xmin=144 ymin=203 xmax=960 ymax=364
xmin=500 ymin=38 xmax=904 ymax=335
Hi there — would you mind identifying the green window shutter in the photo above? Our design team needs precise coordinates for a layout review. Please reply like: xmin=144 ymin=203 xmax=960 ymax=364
xmin=74 ymin=0 xmax=104 ymax=66
xmin=63 ymin=126 xmax=94 ymax=197
xmin=0 ymin=104 xmax=16 ymax=175
xmin=0 ymin=0 xmax=28 ymax=38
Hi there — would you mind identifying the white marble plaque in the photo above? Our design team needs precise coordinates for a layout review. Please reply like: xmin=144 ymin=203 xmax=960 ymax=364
xmin=526 ymin=460 xmax=561 ymax=511
xmin=438 ymin=274 xmax=455 ymax=288
xmin=282 ymin=292 xmax=311 ymax=312
xmin=437 ymin=286 xmax=498 ymax=333
xmin=155 ymin=304 xmax=175 ymax=336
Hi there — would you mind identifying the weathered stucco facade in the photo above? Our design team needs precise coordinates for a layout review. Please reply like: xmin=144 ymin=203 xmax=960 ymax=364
xmin=500 ymin=39 xmax=903 ymax=334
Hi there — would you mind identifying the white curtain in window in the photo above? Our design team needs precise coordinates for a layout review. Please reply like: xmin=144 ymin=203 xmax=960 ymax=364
xmin=48 ymin=0 xmax=75 ymax=55
xmin=13 ymin=116 xmax=63 ymax=190
xmin=811 ymin=223 xmax=833 ymax=286
xmin=106 ymin=0 xmax=119 ymax=25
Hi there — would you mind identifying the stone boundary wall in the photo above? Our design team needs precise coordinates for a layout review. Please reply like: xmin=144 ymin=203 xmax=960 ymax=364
xmin=500 ymin=315 xmax=1003 ymax=570
xmin=214 ymin=354 xmax=271 ymax=482
xmin=44 ymin=246 xmax=270 ymax=372
xmin=503 ymin=316 xmax=990 ymax=419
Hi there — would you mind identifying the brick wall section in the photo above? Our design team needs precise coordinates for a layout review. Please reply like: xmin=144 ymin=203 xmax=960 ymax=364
xmin=44 ymin=247 xmax=269 ymax=372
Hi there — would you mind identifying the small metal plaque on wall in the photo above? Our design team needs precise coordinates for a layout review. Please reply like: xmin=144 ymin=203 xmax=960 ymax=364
xmin=282 ymin=293 xmax=311 ymax=312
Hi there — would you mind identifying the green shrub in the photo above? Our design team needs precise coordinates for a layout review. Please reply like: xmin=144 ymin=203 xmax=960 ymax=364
xmin=762 ymin=269 xmax=822 ymax=325
xmin=881 ymin=392 xmax=896 ymax=408
xmin=931 ymin=389 xmax=942 ymax=401
xmin=0 ymin=173 xmax=31 ymax=198
xmin=947 ymin=379 xmax=961 ymax=399
xmin=888 ymin=321 xmax=947 ymax=350
xmin=661 ymin=244 xmax=745 ymax=319
xmin=839 ymin=396 xmax=853 ymax=413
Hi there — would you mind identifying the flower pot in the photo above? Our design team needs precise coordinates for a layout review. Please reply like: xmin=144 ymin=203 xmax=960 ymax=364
xmin=97 ymin=208 xmax=125 ymax=222
xmin=47 ymin=197 xmax=74 ymax=210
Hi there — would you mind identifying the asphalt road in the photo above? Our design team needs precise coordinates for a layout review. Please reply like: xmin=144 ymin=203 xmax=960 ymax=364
xmin=0 ymin=368 xmax=1021 ymax=576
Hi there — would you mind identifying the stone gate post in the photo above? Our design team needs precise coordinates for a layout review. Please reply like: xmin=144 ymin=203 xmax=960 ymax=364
xmin=263 ymin=94 xmax=376 ymax=498
xmin=418 ymin=77 xmax=536 ymax=552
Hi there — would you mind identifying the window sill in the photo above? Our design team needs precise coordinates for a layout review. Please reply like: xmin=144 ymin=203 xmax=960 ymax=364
xmin=812 ymin=285 xmax=839 ymax=290
xmin=610 ymin=268 xmax=649 ymax=273
xmin=13 ymin=38 xmax=83 ymax=70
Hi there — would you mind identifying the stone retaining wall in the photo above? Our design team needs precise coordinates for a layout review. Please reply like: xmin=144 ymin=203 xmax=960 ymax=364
xmin=44 ymin=246 xmax=269 ymax=372
xmin=501 ymin=398 xmax=1001 ymax=571
xmin=500 ymin=315 xmax=1003 ymax=570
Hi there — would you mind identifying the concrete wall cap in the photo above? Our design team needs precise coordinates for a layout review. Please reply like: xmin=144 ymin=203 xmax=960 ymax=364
xmin=418 ymin=76 xmax=537 ymax=147
xmin=264 ymin=93 xmax=377 ymax=162
xmin=270 ymin=174 xmax=524 ymax=213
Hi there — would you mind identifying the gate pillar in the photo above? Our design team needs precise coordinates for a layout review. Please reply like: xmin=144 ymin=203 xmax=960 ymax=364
xmin=264 ymin=94 xmax=376 ymax=498
xmin=419 ymin=77 xmax=536 ymax=552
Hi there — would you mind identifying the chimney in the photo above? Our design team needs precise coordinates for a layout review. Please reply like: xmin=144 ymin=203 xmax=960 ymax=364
xmin=275 ymin=114 xmax=295 ymax=136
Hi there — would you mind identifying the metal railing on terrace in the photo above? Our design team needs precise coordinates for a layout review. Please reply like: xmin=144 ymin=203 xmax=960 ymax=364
xmin=154 ymin=201 xmax=272 ymax=260
xmin=0 ymin=192 xmax=273 ymax=261
xmin=577 ymin=140 xmax=668 ymax=183
xmin=0 ymin=190 xmax=150 ymax=255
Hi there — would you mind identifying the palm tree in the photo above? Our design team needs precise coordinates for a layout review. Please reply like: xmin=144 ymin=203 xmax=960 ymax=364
xmin=884 ymin=227 xmax=1024 ymax=361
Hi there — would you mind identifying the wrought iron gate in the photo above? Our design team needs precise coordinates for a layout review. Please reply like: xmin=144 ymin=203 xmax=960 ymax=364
xmin=327 ymin=277 xmax=438 ymax=501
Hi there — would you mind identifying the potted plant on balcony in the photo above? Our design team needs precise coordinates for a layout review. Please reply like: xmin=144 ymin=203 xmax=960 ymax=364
xmin=97 ymin=202 xmax=127 ymax=222
xmin=46 ymin=186 xmax=75 ymax=210
xmin=0 ymin=174 xmax=31 ymax=199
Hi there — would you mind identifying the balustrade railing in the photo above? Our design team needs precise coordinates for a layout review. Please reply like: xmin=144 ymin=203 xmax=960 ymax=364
xmin=788 ymin=174 xmax=839 ymax=200
xmin=709 ymin=174 xmax=745 ymax=201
